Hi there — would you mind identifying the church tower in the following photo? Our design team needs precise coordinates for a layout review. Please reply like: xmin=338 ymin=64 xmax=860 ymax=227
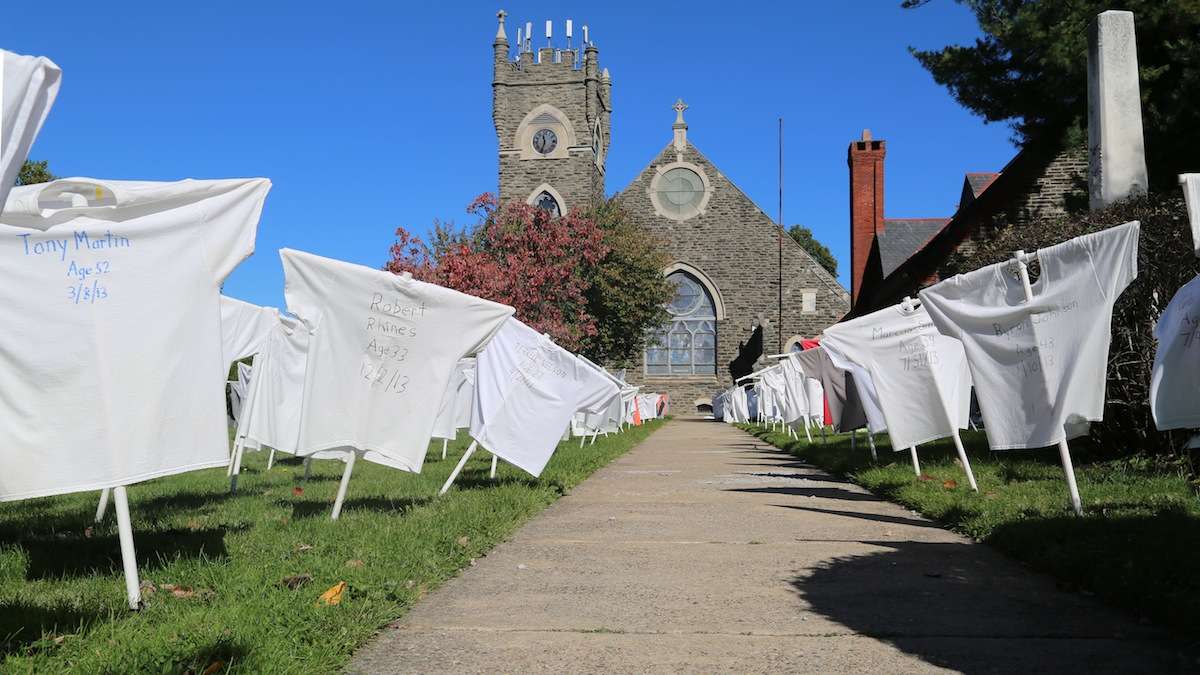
xmin=492 ymin=11 xmax=610 ymax=215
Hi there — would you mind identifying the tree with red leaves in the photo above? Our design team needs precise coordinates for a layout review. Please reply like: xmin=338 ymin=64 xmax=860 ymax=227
xmin=387 ymin=194 xmax=609 ymax=352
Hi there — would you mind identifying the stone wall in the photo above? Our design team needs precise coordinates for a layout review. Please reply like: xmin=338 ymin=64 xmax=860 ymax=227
xmin=617 ymin=140 xmax=850 ymax=414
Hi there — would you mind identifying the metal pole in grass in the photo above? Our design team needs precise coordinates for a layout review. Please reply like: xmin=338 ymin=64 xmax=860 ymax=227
xmin=1013 ymin=249 xmax=1083 ymax=516
xmin=490 ymin=453 xmax=498 ymax=479
xmin=229 ymin=435 xmax=247 ymax=494
xmin=113 ymin=486 xmax=142 ymax=610
xmin=909 ymin=446 xmax=920 ymax=476
xmin=441 ymin=438 xmax=448 ymax=460
xmin=331 ymin=451 xmax=357 ymax=520
xmin=303 ymin=457 xmax=312 ymax=481
xmin=951 ymin=430 xmax=979 ymax=491
xmin=867 ymin=432 xmax=878 ymax=462
xmin=440 ymin=440 xmax=479 ymax=495
xmin=95 ymin=488 xmax=110 ymax=522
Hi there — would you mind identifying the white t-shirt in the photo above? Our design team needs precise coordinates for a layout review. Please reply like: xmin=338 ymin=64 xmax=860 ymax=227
xmin=1151 ymin=273 xmax=1200 ymax=430
xmin=282 ymin=248 xmax=513 ymax=472
xmin=237 ymin=314 xmax=309 ymax=454
xmin=1181 ymin=174 xmax=1200 ymax=258
xmin=431 ymin=359 xmax=474 ymax=441
xmin=220 ymin=296 xmax=279 ymax=366
xmin=1 ymin=50 xmax=61 ymax=211
xmin=822 ymin=304 xmax=971 ymax=449
xmin=470 ymin=318 xmax=617 ymax=477
xmin=0 ymin=177 xmax=270 ymax=500
xmin=920 ymin=221 xmax=1140 ymax=449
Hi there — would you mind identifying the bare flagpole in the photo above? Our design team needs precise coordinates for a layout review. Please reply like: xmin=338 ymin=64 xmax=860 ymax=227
xmin=778 ymin=117 xmax=784 ymax=353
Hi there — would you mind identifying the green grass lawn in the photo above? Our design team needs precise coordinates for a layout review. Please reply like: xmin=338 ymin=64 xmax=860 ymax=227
xmin=0 ymin=420 xmax=664 ymax=673
xmin=740 ymin=423 xmax=1200 ymax=638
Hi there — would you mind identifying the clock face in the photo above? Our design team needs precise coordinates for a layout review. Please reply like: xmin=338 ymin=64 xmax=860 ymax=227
xmin=532 ymin=128 xmax=558 ymax=155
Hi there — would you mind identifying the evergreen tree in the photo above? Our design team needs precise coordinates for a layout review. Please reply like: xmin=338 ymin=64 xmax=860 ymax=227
xmin=787 ymin=225 xmax=838 ymax=277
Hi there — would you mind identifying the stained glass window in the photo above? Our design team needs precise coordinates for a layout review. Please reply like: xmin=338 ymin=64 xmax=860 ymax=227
xmin=534 ymin=191 xmax=560 ymax=218
xmin=645 ymin=271 xmax=717 ymax=376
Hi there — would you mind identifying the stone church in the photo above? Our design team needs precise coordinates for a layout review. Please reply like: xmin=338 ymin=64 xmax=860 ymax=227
xmin=490 ymin=13 xmax=849 ymax=412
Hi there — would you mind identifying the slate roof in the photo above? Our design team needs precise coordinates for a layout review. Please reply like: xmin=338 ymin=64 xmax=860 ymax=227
xmin=966 ymin=172 xmax=999 ymax=196
xmin=878 ymin=218 xmax=951 ymax=277
xmin=959 ymin=172 xmax=1000 ymax=211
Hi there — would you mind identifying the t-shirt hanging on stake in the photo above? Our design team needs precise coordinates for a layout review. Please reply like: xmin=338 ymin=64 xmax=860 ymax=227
xmin=821 ymin=303 xmax=972 ymax=450
xmin=790 ymin=346 xmax=867 ymax=433
xmin=0 ymin=177 xmax=271 ymax=501
xmin=236 ymin=313 xmax=310 ymax=455
xmin=919 ymin=221 xmax=1140 ymax=449
xmin=0 ymin=50 xmax=61 ymax=211
xmin=431 ymin=359 xmax=475 ymax=441
xmin=470 ymin=318 xmax=618 ymax=477
xmin=281 ymin=249 xmax=513 ymax=472
xmin=1150 ymin=273 xmax=1200 ymax=430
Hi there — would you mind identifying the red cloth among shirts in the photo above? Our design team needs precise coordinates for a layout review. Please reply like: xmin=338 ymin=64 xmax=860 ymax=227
xmin=800 ymin=338 xmax=832 ymax=426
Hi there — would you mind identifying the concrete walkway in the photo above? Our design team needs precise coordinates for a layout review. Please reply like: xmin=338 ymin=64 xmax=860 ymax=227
xmin=349 ymin=419 xmax=1189 ymax=673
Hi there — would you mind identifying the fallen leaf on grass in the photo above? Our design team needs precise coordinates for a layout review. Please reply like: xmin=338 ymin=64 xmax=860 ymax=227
xmin=296 ymin=543 xmax=313 ymax=553
xmin=83 ymin=527 xmax=93 ymax=539
xmin=139 ymin=580 xmax=157 ymax=595
xmin=186 ymin=518 xmax=203 ymax=531
xmin=405 ymin=579 xmax=415 ymax=589
xmin=345 ymin=559 xmax=364 ymax=568
xmin=456 ymin=536 xmax=470 ymax=548
xmin=317 ymin=581 xmax=346 ymax=605
xmin=159 ymin=583 xmax=214 ymax=600
xmin=918 ymin=474 xmax=934 ymax=482
xmin=202 ymin=660 xmax=225 ymax=675
xmin=281 ymin=574 xmax=312 ymax=590
xmin=292 ymin=486 xmax=304 ymax=496
xmin=942 ymin=479 xmax=958 ymax=490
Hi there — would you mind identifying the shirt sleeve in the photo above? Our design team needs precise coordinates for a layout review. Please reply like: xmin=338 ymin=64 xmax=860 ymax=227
xmin=918 ymin=278 xmax=965 ymax=340
xmin=574 ymin=360 xmax=620 ymax=415
xmin=200 ymin=178 xmax=272 ymax=282
xmin=0 ymin=50 xmax=62 ymax=208
xmin=219 ymin=297 xmax=278 ymax=364
xmin=280 ymin=249 xmax=323 ymax=329
xmin=453 ymin=294 xmax=516 ymax=358
xmin=1084 ymin=221 xmax=1140 ymax=301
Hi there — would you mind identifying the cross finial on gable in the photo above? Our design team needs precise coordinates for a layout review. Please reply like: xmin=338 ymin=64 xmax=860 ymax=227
xmin=673 ymin=99 xmax=689 ymax=126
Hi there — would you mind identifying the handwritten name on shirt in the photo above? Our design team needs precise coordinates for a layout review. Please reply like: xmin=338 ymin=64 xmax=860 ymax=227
xmin=14 ymin=230 xmax=133 ymax=305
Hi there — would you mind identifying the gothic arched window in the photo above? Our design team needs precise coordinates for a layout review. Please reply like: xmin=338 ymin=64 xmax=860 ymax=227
xmin=534 ymin=191 xmax=561 ymax=218
xmin=645 ymin=271 xmax=717 ymax=376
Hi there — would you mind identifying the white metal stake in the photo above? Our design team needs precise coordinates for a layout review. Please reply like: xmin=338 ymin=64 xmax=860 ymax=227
xmin=95 ymin=488 xmax=110 ymax=522
xmin=113 ymin=486 xmax=141 ymax=610
xmin=589 ymin=429 xmax=598 ymax=445
xmin=441 ymin=438 xmax=448 ymax=460
xmin=820 ymin=425 xmax=827 ymax=445
xmin=951 ymin=431 xmax=979 ymax=491
xmin=909 ymin=446 xmax=921 ymax=476
xmin=1013 ymin=249 xmax=1084 ymax=515
xmin=804 ymin=422 xmax=812 ymax=443
xmin=229 ymin=436 xmax=246 ymax=494
xmin=578 ymin=434 xmax=586 ymax=449
xmin=303 ymin=457 xmax=312 ymax=481
xmin=867 ymin=432 xmax=878 ymax=462
xmin=440 ymin=440 xmax=479 ymax=495
xmin=330 ymin=451 xmax=357 ymax=520
xmin=266 ymin=447 xmax=276 ymax=471
xmin=490 ymin=453 xmax=498 ymax=479
xmin=850 ymin=430 xmax=857 ymax=451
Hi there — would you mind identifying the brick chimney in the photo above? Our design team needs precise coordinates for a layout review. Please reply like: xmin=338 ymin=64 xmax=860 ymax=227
xmin=847 ymin=129 xmax=885 ymax=305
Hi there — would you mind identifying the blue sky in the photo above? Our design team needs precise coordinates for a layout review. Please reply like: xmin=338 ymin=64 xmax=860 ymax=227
xmin=3 ymin=1 xmax=1017 ymax=308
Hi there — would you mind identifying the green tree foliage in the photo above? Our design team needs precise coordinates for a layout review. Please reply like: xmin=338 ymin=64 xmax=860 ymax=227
xmin=17 ymin=159 xmax=55 ymax=186
xmin=582 ymin=199 xmax=674 ymax=368
xmin=904 ymin=0 xmax=1200 ymax=190
xmin=787 ymin=224 xmax=838 ymax=276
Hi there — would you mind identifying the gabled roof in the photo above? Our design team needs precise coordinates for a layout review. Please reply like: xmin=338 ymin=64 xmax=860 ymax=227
xmin=878 ymin=218 xmax=950 ymax=277
xmin=958 ymin=172 xmax=1000 ymax=211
